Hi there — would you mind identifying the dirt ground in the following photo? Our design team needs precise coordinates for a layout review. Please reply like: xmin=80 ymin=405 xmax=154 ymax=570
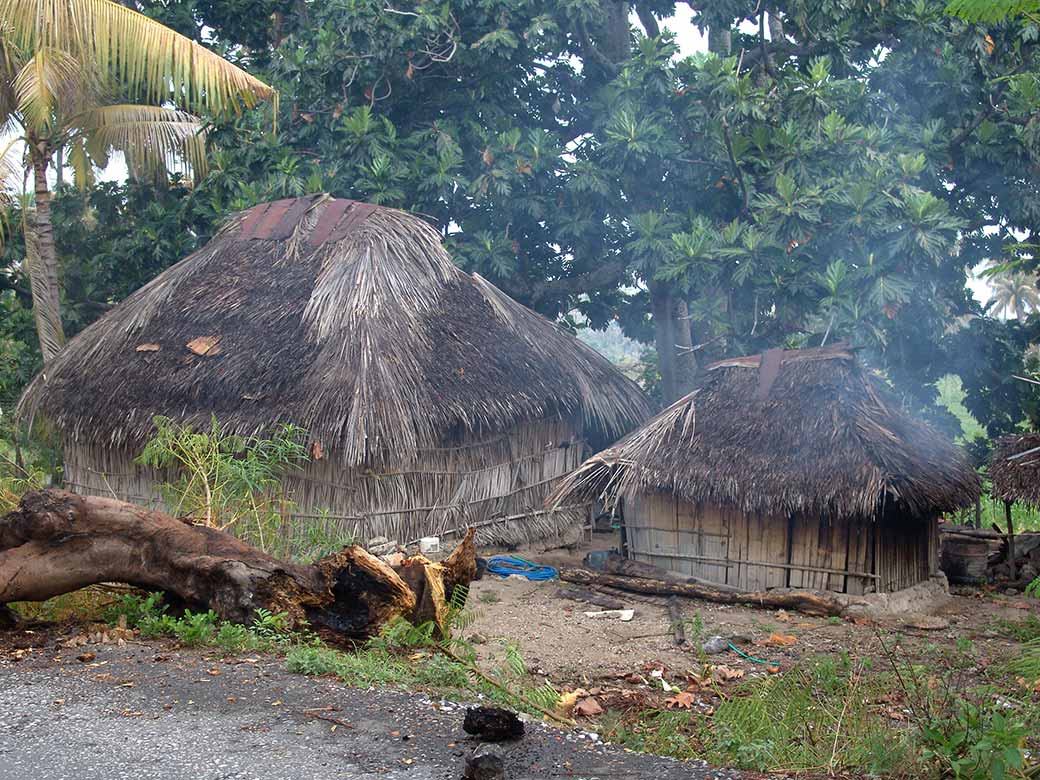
xmin=465 ymin=539 xmax=1039 ymax=689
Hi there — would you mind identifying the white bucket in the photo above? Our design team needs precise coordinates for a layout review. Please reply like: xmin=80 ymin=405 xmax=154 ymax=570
xmin=419 ymin=536 xmax=441 ymax=554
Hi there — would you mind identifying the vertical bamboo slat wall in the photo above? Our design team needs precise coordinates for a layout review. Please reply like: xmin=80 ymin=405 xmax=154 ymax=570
xmin=625 ymin=493 xmax=937 ymax=594
xmin=62 ymin=418 xmax=590 ymax=546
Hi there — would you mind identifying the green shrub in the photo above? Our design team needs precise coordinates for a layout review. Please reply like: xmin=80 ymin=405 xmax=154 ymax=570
xmin=919 ymin=702 xmax=1028 ymax=780
xmin=171 ymin=610 xmax=219 ymax=646
xmin=102 ymin=592 xmax=166 ymax=627
xmin=285 ymin=646 xmax=346 ymax=677
xmin=214 ymin=623 xmax=255 ymax=653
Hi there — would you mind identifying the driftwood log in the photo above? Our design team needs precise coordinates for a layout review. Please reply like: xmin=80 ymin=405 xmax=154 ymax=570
xmin=559 ymin=567 xmax=847 ymax=617
xmin=0 ymin=490 xmax=476 ymax=638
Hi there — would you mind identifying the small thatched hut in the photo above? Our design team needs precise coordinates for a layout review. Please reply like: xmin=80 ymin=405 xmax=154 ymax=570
xmin=551 ymin=345 xmax=980 ymax=594
xmin=19 ymin=195 xmax=650 ymax=545
xmin=990 ymin=433 xmax=1040 ymax=508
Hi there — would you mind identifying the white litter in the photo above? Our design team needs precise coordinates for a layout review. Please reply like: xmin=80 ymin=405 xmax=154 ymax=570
xmin=583 ymin=609 xmax=634 ymax=622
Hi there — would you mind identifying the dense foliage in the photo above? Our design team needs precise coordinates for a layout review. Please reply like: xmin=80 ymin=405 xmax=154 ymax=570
xmin=5 ymin=0 xmax=1040 ymax=440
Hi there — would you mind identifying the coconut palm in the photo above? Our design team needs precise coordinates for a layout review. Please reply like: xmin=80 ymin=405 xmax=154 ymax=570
xmin=0 ymin=0 xmax=275 ymax=363
xmin=987 ymin=271 xmax=1040 ymax=321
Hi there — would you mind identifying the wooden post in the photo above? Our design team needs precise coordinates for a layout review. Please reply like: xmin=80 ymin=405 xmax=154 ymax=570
xmin=667 ymin=597 xmax=685 ymax=646
xmin=974 ymin=496 xmax=981 ymax=530
xmin=1004 ymin=500 xmax=1017 ymax=582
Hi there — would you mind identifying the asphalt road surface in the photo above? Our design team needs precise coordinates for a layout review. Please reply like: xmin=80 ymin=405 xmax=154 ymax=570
xmin=0 ymin=639 xmax=740 ymax=780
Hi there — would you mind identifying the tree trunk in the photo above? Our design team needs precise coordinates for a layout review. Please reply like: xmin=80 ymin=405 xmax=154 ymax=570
xmin=26 ymin=146 xmax=67 ymax=363
xmin=650 ymin=283 xmax=698 ymax=404
xmin=601 ymin=1 xmax=631 ymax=62
xmin=708 ymin=27 xmax=732 ymax=56
xmin=1 ymin=490 xmax=476 ymax=639
xmin=559 ymin=567 xmax=847 ymax=617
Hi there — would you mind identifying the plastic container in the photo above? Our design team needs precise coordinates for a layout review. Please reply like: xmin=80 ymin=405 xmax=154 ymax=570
xmin=419 ymin=536 xmax=441 ymax=554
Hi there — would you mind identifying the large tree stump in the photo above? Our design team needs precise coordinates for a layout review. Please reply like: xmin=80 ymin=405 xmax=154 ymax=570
xmin=0 ymin=490 xmax=476 ymax=638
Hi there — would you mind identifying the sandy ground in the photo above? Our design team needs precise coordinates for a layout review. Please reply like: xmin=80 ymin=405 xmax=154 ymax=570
xmin=464 ymin=542 xmax=1039 ymax=686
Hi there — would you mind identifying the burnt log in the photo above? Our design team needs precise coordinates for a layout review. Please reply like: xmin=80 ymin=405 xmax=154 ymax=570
xmin=0 ymin=490 xmax=476 ymax=638
xmin=559 ymin=567 xmax=846 ymax=617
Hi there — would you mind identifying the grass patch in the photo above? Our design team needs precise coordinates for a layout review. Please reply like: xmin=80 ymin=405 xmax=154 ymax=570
xmin=599 ymin=710 xmax=703 ymax=761
xmin=12 ymin=587 xmax=116 ymax=623
xmin=702 ymin=655 xmax=908 ymax=776
xmin=996 ymin=614 xmax=1040 ymax=643
xmin=100 ymin=592 xmax=304 ymax=654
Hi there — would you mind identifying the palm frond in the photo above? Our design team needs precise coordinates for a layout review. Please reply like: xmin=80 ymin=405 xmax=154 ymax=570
xmin=76 ymin=104 xmax=207 ymax=179
xmin=0 ymin=23 xmax=23 ymax=116
xmin=67 ymin=135 xmax=92 ymax=189
xmin=1 ymin=0 xmax=276 ymax=115
xmin=13 ymin=45 xmax=79 ymax=130
xmin=23 ymin=221 xmax=66 ymax=360
xmin=0 ymin=134 xmax=21 ymax=247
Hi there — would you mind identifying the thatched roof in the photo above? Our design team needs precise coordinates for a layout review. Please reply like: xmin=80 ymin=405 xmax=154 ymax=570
xmin=19 ymin=195 xmax=650 ymax=465
xmin=989 ymin=433 xmax=1040 ymax=506
xmin=551 ymin=345 xmax=980 ymax=521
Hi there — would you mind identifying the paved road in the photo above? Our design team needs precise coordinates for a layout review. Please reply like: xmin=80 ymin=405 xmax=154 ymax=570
xmin=0 ymin=640 xmax=739 ymax=780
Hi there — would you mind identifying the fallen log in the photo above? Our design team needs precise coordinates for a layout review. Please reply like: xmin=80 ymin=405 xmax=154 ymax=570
xmin=1 ymin=490 xmax=476 ymax=639
xmin=559 ymin=567 xmax=846 ymax=617
xmin=592 ymin=551 xmax=744 ymax=593
xmin=552 ymin=585 xmax=625 ymax=610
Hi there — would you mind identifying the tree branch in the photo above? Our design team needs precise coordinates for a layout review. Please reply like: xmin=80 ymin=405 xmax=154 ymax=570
xmin=497 ymin=260 xmax=629 ymax=306
xmin=721 ymin=118 xmax=750 ymax=213
xmin=635 ymin=4 xmax=661 ymax=39
xmin=577 ymin=19 xmax=621 ymax=78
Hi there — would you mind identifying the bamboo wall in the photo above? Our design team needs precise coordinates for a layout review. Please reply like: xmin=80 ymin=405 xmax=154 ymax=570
xmin=62 ymin=418 xmax=590 ymax=546
xmin=625 ymin=493 xmax=936 ymax=594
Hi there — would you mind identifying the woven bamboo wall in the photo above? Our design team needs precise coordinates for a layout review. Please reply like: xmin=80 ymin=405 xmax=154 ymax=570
xmin=62 ymin=418 xmax=590 ymax=546
xmin=625 ymin=493 xmax=936 ymax=594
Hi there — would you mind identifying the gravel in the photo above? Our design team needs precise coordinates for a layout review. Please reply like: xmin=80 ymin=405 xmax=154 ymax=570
xmin=0 ymin=640 xmax=740 ymax=780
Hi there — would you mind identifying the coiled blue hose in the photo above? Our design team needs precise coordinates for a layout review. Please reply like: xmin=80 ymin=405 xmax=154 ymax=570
xmin=485 ymin=555 xmax=558 ymax=581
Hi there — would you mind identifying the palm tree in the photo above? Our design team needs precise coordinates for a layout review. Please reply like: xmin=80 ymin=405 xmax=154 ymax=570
xmin=987 ymin=271 xmax=1040 ymax=321
xmin=0 ymin=0 xmax=275 ymax=363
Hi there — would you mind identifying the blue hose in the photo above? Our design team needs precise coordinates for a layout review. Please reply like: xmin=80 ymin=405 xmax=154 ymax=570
xmin=485 ymin=555 xmax=558 ymax=581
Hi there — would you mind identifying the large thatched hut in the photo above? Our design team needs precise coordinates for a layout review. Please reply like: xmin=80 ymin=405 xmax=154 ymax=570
xmin=19 ymin=195 xmax=650 ymax=545
xmin=551 ymin=345 xmax=980 ymax=594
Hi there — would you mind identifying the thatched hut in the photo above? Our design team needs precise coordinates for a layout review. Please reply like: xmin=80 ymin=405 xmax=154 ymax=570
xmin=19 ymin=195 xmax=650 ymax=545
xmin=551 ymin=345 xmax=980 ymax=594
xmin=990 ymin=433 xmax=1040 ymax=508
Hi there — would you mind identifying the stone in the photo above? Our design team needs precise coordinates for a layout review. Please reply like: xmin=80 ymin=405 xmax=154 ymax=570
xmin=701 ymin=636 xmax=729 ymax=654
xmin=463 ymin=749 xmax=505 ymax=780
